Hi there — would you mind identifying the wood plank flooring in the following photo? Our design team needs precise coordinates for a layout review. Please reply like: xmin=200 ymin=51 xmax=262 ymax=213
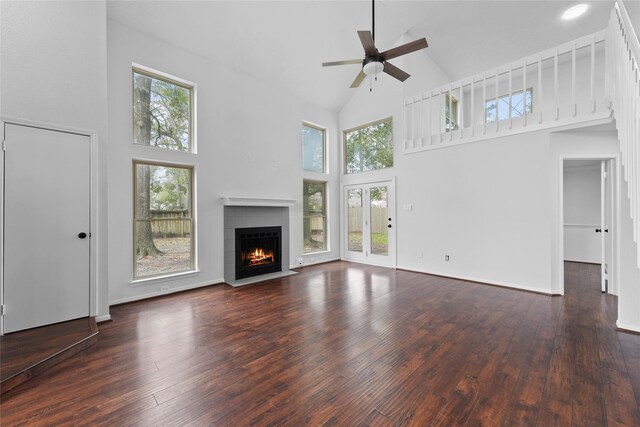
xmin=1 ymin=261 xmax=639 ymax=426
xmin=1 ymin=317 xmax=98 ymax=394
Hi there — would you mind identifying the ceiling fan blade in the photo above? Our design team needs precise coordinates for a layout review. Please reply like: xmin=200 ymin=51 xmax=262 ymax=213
xmin=383 ymin=61 xmax=410 ymax=82
xmin=357 ymin=30 xmax=377 ymax=56
xmin=381 ymin=38 xmax=428 ymax=61
xmin=322 ymin=59 xmax=363 ymax=67
xmin=350 ymin=70 xmax=367 ymax=88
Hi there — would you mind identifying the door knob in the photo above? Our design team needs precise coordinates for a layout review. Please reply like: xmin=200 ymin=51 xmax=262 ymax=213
xmin=595 ymin=229 xmax=601 ymax=233
xmin=78 ymin=232 xmax=88 ymax=239
xmin=387 ymin=224 xmax=392 ymax=228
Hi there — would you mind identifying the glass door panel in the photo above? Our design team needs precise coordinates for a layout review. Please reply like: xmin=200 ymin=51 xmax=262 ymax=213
xmin=347 ymin=189 xmax=363 ymax=252
xmin=369 ymin=186 xmax=388 ymax=255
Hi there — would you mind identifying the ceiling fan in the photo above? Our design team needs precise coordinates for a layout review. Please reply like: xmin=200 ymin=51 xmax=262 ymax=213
xmin=322 ymin=0 xmax=429 ymax=88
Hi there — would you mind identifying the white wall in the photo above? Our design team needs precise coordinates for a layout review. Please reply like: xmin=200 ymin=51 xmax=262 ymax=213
xmin=107 ymin=21 xmax=340 ymax=304
xmin=618 ymin=170 xmax=640 ymax=331
xmin=563 ymin=163 xmax=601 ymax=263
xmin=340 ymin=49 xmax=553 ymax=294
xmin=0 ymin=0 xmax=110 ymax=319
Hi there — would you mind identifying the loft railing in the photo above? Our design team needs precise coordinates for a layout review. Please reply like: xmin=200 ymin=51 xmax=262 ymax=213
xmin=607 ymin=1 xmax=640 ymax=267
xmin=403 ymin=30 xmax=610 ymax=153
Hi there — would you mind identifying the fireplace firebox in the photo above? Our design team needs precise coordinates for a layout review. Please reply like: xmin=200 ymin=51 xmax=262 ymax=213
xmin=235 ymin=226 xmax=282 ymax=280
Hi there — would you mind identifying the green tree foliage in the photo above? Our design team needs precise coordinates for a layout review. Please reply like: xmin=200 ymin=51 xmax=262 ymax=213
xmin=133 ymin=71 xmax=191 ymax=259
xmin=134 ymin=73 xmax=190 ymax=151
xmin=345 ymin=119 xmax=393 ymax=174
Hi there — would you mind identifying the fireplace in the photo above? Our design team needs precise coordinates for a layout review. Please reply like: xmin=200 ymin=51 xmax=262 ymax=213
xmin=235 ymin=226 xmax=282 ymax=280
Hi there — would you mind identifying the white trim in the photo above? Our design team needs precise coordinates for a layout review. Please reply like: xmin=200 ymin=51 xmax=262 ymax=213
xmin=0 ymin=116 xmax=100 ymax=335
xmin=396 ymin=265 xmax=557 ymax=295
xmin=110 ymin=278 xmax=224 ymax=306
xmin=129 ymin=269 xmax=201 ymax=287
xmin=221 ymin=197 xmax=296 ymax=207
xmin=96 ymin=314 xmax=111 ymax=323
xmin=295 ymin=257 xmax=340 ymax=268
xmin=616 ymin=320 xmax=640 ymax=334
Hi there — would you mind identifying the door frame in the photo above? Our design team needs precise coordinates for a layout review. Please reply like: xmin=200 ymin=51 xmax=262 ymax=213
xmin=558 ymin=154 xmax=620 ymax=296
xmin=341 ymin=177 xmax=397 ymax=268
xmin=0 ymin=116 xmax=98 ymax=335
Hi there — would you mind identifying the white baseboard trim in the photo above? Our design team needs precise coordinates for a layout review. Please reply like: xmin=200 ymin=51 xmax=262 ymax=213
xmin=96 ymin=314 xmax=112 ymax=323
xmin=109 ymin=278 xmax=224 ymax=306
xmin=293 ymin=257 xmax=340 ymax=269
xmin=395 ymin=265 xmax=556 ymax=295
xmin=616 ymin=320 xmax=640 ymax=333
xmin=340 ymin=258 xmax=396 ymax=269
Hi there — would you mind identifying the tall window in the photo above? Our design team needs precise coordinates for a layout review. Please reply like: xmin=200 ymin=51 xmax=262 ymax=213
xmin=445 ymin=93 xmax=459 ymax=131
xmin=486 ymin=88 xmax=533 ymax=123
xmin=134 ymin=161 xmax=194 ymax=278
xmin=344 ymin=118 xmax=393 ymax=174
xmin=303 ymin=180 xmax=327 ymax=253
xmin=302 ymin=123 xmax=325 ymax=173
xmin=133 ymin=68 xmax=193 ymax=152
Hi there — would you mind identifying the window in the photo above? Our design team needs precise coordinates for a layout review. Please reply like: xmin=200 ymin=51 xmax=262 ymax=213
xmin=485 ymin=88 xmax=533 ymax=123
xmin=303 ymin=180 xmax=327 ymax=253
xmin=302 ymin=123 xmax=325 ymax=173
xmin=445 ymin=93 xmax=459 ymax=132
xmin=134 ymin=161 xmax=194 ymax=278
xmin=133 ymin=68 xmax=193 ymax=152
xmin=344 ymin=118 xmax=393 ymax=174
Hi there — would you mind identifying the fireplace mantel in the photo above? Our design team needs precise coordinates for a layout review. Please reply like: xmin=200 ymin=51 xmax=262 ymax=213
xmin=221 ymin=197 xmax=296 ymax=207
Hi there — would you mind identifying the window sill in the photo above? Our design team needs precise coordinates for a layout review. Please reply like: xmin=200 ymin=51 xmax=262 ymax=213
xmin=130 ymin=270 xmax=200 ymax=287
xmin=303 ymin=250 xmax=331 ymax=256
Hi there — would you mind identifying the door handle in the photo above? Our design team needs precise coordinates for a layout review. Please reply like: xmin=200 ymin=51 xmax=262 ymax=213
xmin=388 ymin=224 xmax=392 ymax=228
xmin=595 ymin=229 xmax=601 ymax=233
xmin=78 ymin=232 xmax=88 ymax=239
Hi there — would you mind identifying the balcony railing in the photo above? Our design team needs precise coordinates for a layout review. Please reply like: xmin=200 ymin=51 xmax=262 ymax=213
xmin=403 ymin=30 xmax=611 ymax=153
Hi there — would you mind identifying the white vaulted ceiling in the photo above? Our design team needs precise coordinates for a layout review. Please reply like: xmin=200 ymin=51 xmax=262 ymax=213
xmin=107 ymin=1 xmax=619 ymax=112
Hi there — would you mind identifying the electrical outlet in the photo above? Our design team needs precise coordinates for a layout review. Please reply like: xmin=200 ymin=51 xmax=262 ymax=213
xmin=445 ymin=255 xmax=450 ymax=261
xmin=418 ymin=252 xmax=423 ymax=259
xmin=296 ymin=257 xmax=304 ymax=266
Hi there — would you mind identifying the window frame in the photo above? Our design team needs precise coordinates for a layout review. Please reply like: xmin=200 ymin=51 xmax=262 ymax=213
xmin=302 ymin=122 xmax=327 ymax=174
xmin=343 ymin=116 xmax=394 ymax=175
xmin=303 ymin=179 xmax=328 ymax=254
xmin=485 ymin=87 xmax=534 ymax=124
xmin=132 ymin=159 xmax=196 ymax=280
xmin=131 ymin=64 xmax=196 ymax=153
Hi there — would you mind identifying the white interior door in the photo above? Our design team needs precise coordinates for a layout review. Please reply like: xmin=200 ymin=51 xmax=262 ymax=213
xmin=343 ymin=181 xmax=396 ymax=267
xmin=3 ymin=124 xmax=91 ymax=333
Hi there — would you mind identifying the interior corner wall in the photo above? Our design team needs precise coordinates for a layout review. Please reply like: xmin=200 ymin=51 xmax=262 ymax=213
xmin=339 ymin=47 xmax=553 ymax=294
xmin=0 ymin=0 xmax=110 ymax=319
xmin=107 ymin=20 xmax=339 ymax=304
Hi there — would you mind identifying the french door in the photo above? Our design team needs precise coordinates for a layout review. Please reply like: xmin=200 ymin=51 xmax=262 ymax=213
xmin=343 ymin=181 xmax=396 ymax=267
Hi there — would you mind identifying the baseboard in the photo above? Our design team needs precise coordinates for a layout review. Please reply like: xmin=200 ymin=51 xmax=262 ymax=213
xmin=95 ymin=314 xmax=111 ymax=323
xmin=292 ymin=258 xmax=340 ymax=269
xmin=395 ymin=265 xmax=557 ymax=296
xmin=616 ymin=320 xmax=640 ymax=334
xmin=109 ymin=279 xmax=224 ymax=306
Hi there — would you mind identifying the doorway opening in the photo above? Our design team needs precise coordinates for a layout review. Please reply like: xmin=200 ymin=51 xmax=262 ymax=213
xmin=560 ymin=157 xmax=618 ymax=295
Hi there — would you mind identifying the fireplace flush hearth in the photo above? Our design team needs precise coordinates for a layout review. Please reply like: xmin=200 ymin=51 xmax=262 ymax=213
xmin=235 ymin=226 xmax=281 ymax=279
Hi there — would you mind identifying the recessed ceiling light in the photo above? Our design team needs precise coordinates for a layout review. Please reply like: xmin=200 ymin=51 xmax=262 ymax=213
xmin=562 ymin=4 xmax=589 ymax=20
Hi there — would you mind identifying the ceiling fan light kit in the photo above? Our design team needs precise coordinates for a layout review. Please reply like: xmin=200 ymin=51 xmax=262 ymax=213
xmin=322 ymin=0 xmax=429 ymax=88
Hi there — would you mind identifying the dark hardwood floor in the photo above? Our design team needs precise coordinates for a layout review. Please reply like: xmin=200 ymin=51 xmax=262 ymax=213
xmin=1 ymin=316 xmax=98 ymax=394
xmin=1 ymin=261 xmax=639 ymax=426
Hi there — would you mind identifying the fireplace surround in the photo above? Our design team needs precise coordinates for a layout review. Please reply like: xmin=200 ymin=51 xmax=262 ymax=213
xmin=223 ymin=200 xmax=294 ymax=286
